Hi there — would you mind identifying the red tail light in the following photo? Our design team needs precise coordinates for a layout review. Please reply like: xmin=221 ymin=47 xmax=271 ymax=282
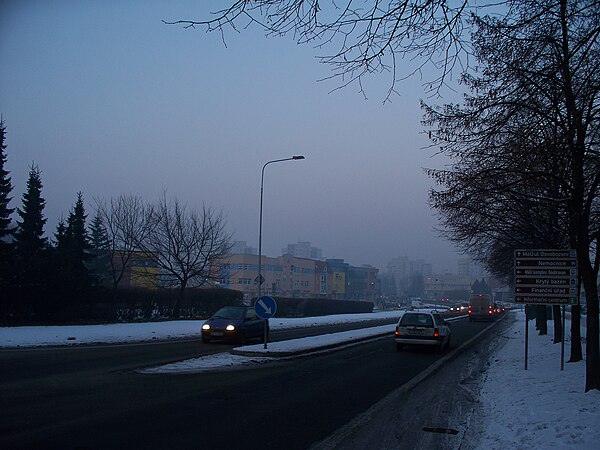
xmin=395 ymin=326 xmax=399 ymax=336
xmin=433 ymin=328 xmax=439 ymax=337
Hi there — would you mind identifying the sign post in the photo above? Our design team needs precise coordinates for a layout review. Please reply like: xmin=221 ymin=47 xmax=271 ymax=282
xmin=255 ymin=295 xmax=277 ymax=349
xmin=514 ymin=249 xmax=577 ymax=371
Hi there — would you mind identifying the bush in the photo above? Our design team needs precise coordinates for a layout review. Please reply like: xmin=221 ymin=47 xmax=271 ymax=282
xmin=1 ymin=286 xmax=244 ymax=325
xmin=2 ymin=287 xmax=373 ymax=324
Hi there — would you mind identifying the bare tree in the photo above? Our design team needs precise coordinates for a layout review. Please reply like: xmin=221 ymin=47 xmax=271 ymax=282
xmin=422 ymin=0 xmax=599 ymax=390
xmin=95 ymin=195 xmax=154 ymax=289
xmin=139 ymin=195 xmax=232 ymax=313
xmin=165 ymin=0 xmax=484 ymax=98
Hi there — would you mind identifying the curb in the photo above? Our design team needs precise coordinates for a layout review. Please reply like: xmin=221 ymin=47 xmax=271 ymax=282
xmin=231 ymin=330 xmax=393 ymax=357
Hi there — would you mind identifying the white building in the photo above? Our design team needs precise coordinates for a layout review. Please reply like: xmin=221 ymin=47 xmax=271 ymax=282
xmin=282 ymin=241 xmax=323 ymax=260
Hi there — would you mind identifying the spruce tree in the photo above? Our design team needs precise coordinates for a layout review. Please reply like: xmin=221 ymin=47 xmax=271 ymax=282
xmin=89 ymin=211 xmax=110 ymax=286
xmin=0 ymin=119 xmax=15 ymax=287
xmin=14 ymin=164 xmax=47 ymax=287
xmin=0 ymin=119 xmax=14 ymax=240
xmin=54 ymin=218 xmax=67 ymax=249
xmin=64 ymin=192 xmax=92 ymax=288
xmin=50 ymin=218 xmax=69 ymax=288
xmin=89 ymin=211 xmax=109 ymax=251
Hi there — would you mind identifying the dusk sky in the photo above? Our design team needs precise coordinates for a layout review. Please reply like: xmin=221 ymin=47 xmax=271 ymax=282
xmin=1 ymin=0 xmax=464 ymax=273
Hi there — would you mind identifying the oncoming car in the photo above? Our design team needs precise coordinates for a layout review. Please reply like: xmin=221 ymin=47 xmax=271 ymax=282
xmin=201 ymin=306 xmax=268 ymax=344
xmin=394 ymin=310 xmax=451 ymax=352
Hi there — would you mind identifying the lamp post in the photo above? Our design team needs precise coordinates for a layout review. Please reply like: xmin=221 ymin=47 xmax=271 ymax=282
xmin=258 ymin=155 xmax=305 ymax=299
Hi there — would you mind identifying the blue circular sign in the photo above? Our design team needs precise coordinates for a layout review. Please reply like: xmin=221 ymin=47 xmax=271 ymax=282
xmin=255 ymin=295 xmax=277 ymax=319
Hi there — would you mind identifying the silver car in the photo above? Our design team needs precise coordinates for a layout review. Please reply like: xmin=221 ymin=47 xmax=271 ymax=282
xmin=394 ymin=311 xmax=451 ymax=352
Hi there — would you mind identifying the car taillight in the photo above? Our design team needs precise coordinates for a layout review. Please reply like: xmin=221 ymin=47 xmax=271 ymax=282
xmin=395 ymin=326 xmax=399 ymax=336
xmin=468 ymin=310 xmax=472 ymax=314
xmin=433 ymin=328 xmax=439 ymax=337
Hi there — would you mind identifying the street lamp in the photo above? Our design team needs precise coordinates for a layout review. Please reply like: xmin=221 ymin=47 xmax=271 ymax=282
xmin=258 ymin=155 xmax=305 ymax=299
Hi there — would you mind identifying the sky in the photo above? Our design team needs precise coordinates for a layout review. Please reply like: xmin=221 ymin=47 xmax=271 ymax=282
xmin=0 ymin=0 xmax=463 ymax=273
xmin=1 ymin=310 xmax=598 ymax=449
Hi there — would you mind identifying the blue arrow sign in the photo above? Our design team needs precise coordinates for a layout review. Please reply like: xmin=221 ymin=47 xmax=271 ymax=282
xmin=255 ymin=295 xmax=277 ymax=319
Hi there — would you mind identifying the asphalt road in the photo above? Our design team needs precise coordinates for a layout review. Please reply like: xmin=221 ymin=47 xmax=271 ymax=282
xmin=1 ymin=316 xmax=495 ymax=449
xmin=314 ymin=313 xmax=516 ymax=450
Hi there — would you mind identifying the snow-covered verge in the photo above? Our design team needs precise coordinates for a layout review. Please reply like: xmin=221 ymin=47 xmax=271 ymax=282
xmin=139 ymin=324 xmax=394 ymax=374
xmin=0 ymin=310 xmax=404 ymax=347
xmin=473 ymin=312 xmax=599 ymax=450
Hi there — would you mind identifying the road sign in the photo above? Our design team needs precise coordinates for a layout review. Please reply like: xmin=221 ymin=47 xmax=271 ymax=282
xmin=254 ymin=274 xmax=265 ymax=285
xmin=515 ymin=295 xmax=578 ymax=305
xmin=255 ymin=295 xmax=277 ymax=319
xmin=514 ymin=249 xmax=577 ymax=304
xmin=514 ymin=277 xmax=575 ymax=286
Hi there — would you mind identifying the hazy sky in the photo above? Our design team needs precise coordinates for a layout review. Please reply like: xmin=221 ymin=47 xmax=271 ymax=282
xmin=0 ymin=0 xmax=463 ymax=273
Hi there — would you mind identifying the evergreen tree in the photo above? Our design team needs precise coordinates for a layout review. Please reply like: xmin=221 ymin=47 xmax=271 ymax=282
xmin=89 ymin=211 xmax=109 ymax=251
xmin=88 ymin=211 xmax=111 ymax=286
xmin=50 ymin=218 xmax=69 ymax=288
xmin=0 ymin=119 xmax=15 ymax=287
xmin=0 ymin=119 xmax=14 ymax=240
xmin=54 ymin=218 xmax=67 ymax=249
xmin=64 ymin=192 xmax=92 ymax=288
xmin=14 ymin=164 xmax=47 ymax=287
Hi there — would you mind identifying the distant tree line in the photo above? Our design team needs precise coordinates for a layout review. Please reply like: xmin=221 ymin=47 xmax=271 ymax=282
xmin=0 ymin=119 xmax=233 ymax=324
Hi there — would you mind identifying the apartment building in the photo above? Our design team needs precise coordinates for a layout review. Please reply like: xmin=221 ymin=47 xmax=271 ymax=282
xmin=424 ymin=274 xmax=472 ymax=301
xmin=113 ymin=251 xmax=159 ymax=289
xmin=219 ymin=253 xmax=378 ymax=302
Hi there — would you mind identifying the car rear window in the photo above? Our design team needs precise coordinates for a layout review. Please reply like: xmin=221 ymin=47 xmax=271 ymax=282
xmin=399 ymin=313 xmax=433 ymax=327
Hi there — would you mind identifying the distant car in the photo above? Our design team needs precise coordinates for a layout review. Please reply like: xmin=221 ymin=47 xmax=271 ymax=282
xmin=394 ymin=310 xmax=451 ymax=352
xmin=201 ymin=306 xmax=268 ymax=344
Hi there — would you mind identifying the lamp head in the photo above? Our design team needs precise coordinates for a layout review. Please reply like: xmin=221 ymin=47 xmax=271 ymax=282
xmin=292 ymin=155 xmax=305 ymax=160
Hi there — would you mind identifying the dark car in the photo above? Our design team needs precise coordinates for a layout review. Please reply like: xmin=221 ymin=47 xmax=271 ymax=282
xmin=201 ymin=306 xmax=268 ymax=344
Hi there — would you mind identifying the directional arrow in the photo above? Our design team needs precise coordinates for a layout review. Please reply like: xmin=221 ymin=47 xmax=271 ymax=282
xmin=258 ymin=298 xmax=272 ymax=315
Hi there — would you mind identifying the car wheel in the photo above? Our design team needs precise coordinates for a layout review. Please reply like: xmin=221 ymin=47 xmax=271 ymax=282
xmin=202 ymin=337 xmax=210 ymax=344
xmin=396 ymin=343 xmax=403 ymax=352
xmin=445 ymin=336 xmax=451 ymax=350
xmin=238 ymin=331 xmax=246 ymax=345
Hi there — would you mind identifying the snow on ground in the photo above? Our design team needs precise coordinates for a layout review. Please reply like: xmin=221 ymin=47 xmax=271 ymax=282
xmin=474 ymin=312 xmax=599 ymax=450
xmin=1 ymin=308 xmax=598 ymax=448
xmin=0 ymin=310 xmax=403 ymax=347
xmin=140 ymin=324 xmax=394 ymax=374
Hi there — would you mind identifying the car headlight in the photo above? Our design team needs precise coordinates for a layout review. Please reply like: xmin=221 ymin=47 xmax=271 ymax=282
xmin=202 ymin=324 xmax=210 ymax=330
xmin=226 ymin=325 xmax=236 ymax=331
